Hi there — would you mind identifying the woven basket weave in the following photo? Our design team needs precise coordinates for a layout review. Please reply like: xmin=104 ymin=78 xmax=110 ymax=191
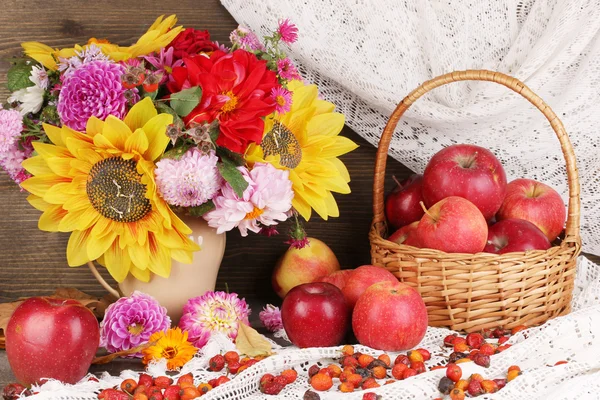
xmin=369 ymin=70 xmax=582 ymax=332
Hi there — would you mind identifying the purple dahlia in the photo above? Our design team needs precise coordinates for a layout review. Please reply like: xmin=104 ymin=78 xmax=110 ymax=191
xmin=100 ymin=291 xmax=171 ymax=357
xmin=57 ymin=60 xmax=129 ymax=131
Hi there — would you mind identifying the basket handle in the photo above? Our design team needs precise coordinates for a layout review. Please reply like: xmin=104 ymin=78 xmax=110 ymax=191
xmin=372 ymin=70 xmax=580 ymax=241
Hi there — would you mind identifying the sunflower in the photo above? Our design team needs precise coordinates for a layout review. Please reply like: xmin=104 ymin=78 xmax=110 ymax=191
xmin=22 ymin=15 xmax=183 ymax=70
xmin=245 ymin=80 xmax=358 ymax=221
xmin=20 ymin=97 xmax=199 ymax=283
xmin=142 ymin=327 xmax=197 ymax=370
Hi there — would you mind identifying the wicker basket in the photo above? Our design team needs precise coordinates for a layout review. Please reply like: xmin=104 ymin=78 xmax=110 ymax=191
xmin=369 ymin=70 xmax=582 ymax=332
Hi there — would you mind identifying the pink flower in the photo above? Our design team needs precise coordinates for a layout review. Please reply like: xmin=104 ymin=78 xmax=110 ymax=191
xmin=155 ymin=148 xmax=222 ymax=207
xmin=179 ymin=291 xmax=251 ymax=348
xmin=0 ymin=109 xmax=23 ymax=153
xmin=270 ymin=87 xmax=292 ymax=114
xmin=277 ymin=19 xmax=298 ymax=44
xmin=229 ymin=26 xmax=265 ymax=52
xmin=277 ymin=58 xmax=302 ymax=81
xmin=203 ymin=163 xmax=294 ymax=236
xmin=259 ymin=304 xmax=283 ymax=332
xmin=144 ymin=47 xmax=182 ymax=84
xmin=0 ymin=146 xmax=29 ymax=185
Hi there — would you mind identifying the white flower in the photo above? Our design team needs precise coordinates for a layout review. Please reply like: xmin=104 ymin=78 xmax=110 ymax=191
xmin=204 ymin=163 xmax=294 ymax=236
xmin=57 ymin=44 xmax=110 ymax=78
xmin=30 ymin=65 xmax=48 ymax=90
xmin=8 ymin=85 xmax=45 ymax=116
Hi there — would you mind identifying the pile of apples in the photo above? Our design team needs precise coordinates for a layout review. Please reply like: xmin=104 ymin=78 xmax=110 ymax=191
xmin=385 ymin=144 xmax=566 ymax=254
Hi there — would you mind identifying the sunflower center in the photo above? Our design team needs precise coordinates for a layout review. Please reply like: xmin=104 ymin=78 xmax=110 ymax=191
xmin=245 ymin=206 xmax=264 ymax=220
xmin=220 ymin=90 xmax=238 ymax=113
xmin=127 ymin=323 xmax=144 ymax=335
xmin=261 ymin=120 xmax=302 ymax=169
xmin=86 ymin=157 xmax=151 ymax=222
xmin=161 ymin=346 xmax=177 ymax=360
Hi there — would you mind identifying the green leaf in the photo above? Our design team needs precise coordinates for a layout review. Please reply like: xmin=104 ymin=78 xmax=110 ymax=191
xmin=143 ymin=90 xmax=157 ymax=101
xmin=155 ymin=102 xmax=185 ymax=129
xmin=216 ymin=147 xmax=246 ymax=167
xmin=218 ymin=158 xmax=248 ymax=198
xmin=161 ymin=143 xmax=193 ymax=160
xmin=7 ymin=64 xmax=34 ymax=92
xmin=189 ymin=200 xmax=216 ymax=217
xmin=169 ymin=86 xmax=202 ymax=117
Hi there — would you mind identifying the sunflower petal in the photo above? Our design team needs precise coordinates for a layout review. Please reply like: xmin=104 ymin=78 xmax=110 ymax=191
xmin=102 ymin=116 xmax=131 ymax=149
xmin=86 ymin=116 xmax=105 ymax=136
xmin=43 ymin=182 xmax=73 ymax=204
xmin=143 ymin=114 xmax=172 ymax=161
xmin=103 ymin=242 xmax=131 ymax=282
xmin=170 ymin=248 xmax=195 ymax=264
xmin=27 ymin=194 xmax=51 ymax=211
xmin=21 ymin=174 xmax=69 ymax=197
xmin=124 ymin=97 xmax=158 ymax=131
xmin=22 ymin=156 xmax=52 ymax=175
xmin=319 ymin=136 xmax=359 ymax=159
xmin=306 ymin=113 xmax=345 ymax=137
xmin=66 ymin=229 xmax=93 ymax=266
xmin=331 ymin=157 xmax=351 ymax=182
xmin=128 ymin=242 xmax=150 ymax=271
xmin=33 ymin=142 xmax=72 ymax=159
xmin=146 ymin=233 xmax=172 ymax=278
xmin=39 ymin=204 xmax=68 ymax=231
xmin=129 ymin=265 xmax=151 ymax=282
xmin=323 ymin=192 xmax=340 ymax=218
xmin=76 ymin=206 xmax=101 ymax=231
xmin=292 ymin=195 xmax=313 ymax=221
xmin=125 ymin=128 xmax=150 ymax=155
xmin=43 ymin=123 xmax=65 ymax=146
xmin=46 ymin=157 xmax=75 ymax=177
xmin=76 ymin=149 xmax=104 ymax=164
xmin=87 ymin=230 xmax=117 ymax=262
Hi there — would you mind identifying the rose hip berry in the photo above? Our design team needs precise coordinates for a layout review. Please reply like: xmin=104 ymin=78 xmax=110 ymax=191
xmin=479 ymin=343 xmax=496 ymax=356
xmin=465 ymin=333 xmax=485 ymax=349
xmin=411 ymin=361 xmax=426 ymax=374
xmin=358 ymin=354 xmax=375 ymax=368
xmin=408 ymin=350 xmax=424 ymax=363
xmin=138 ymin=374 xmax=154 ymax=389
xmin=362 ymin=393 xmax=382 ymax=400
xmin=224 ymin=351 xmax=240 ymax=364
xmin=281 ymin=369 xmax=298 ymax=384
xmin=310 ymin=373 xmax=333 ymax=391
xmin=507 ymin=369 xmax=521 ymax=382
xmin=474 ymin=353 xmax=491 ymax=368
xmin=303 ymin=390 xmax=321 ymax=400
xmin=392 ymin=363 xmax=408 ymax=380
xmin=416 ymin=348 xmax=431 ymax=361
xmin=467 ymin=379 xmax=484 ymax=397
xmin=209 ymin=354 xmax=226 ymax=372
xmin=402 ymin=368 xmax=417 ymax=380
xmin=438 ymin=377 xmax=454 ymax=395
xmin=197 ymin=383 xmax=212 ymax=395
xmin=394 ymin=354 xmax=410 ymax=366
xmin=154 ymin=376 xmax=173 ymax=389
xmin=372 ymin=365 xmax=387 ymax=379
xmin=378 ymin=353 xmax=391 ymax=367
xmin=446 ymin=363 xmax=462 ymax=382
xmin=308 ymin=364 xmax=321 ymax=378
xmin=444 ymin=334 xmax=458 ymax=347
xmin=339 ymin=382 xmax=355 ymax=393
xmin=481 ymin=379 xmax=499 ymax=393
xmin=361 ymin=378 xmax=380 ymax=389
xmin=450 ymin=388 xmax=466 ymax=400
xmin=163 ymin=385 xmax=181 ymax=400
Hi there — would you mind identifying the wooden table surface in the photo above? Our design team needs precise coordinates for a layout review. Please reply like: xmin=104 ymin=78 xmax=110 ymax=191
xmin=0 ymin=0 xmax=596 ymax=389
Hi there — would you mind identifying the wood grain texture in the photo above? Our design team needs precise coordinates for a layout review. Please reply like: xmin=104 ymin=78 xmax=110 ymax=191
xmin=0 ymin=0 xmax=415 ymax=306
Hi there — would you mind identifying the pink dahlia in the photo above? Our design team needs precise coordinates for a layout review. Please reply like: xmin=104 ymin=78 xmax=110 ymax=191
xmin=57 ymin=60 xmax=129 ymax=131
xmin=259 ymin=304 xmax=283 ymax=332
xmin=277 ymin=19 xmax=299 ymax=44
xmin=204 ymin=163 xmax=294 ymax=236
xmin=179 ymin=291 xmax=250 ymax=348
xmin=0 ymin=109 xmax=23 ymax=153
xmin=100 ymin=291 xmax=170 ymax=357
xmin=155 ymin=148 xmax=222 ymax=207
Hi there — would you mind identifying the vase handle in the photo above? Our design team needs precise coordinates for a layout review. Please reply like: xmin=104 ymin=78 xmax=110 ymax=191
xmin=88 ymin=261 xmax=122 ymax=298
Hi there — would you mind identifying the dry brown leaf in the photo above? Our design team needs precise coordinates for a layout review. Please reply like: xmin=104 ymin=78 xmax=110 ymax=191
xmin=92 ymin=341 xmax=155 ymax=365
xmin=235 ymin=323 xmax=272 ymax=357
xmin=0 ymin=301 xmax=22 ymax=350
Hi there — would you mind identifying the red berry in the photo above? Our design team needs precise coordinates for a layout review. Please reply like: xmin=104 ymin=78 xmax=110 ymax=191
xmin=467 ymin=379 xmax=484 ymax=397
xmin=154 ymin=376 xmax=173 ymax=389
xmin=498 ymin=336 xmax=509 ymax=344
xmin=493 ymin=378 xmax=507 ymax=389
xmin=281 ymin=369 xmax=298 ymax=384
xmin=474 ymin=353 xmax=491 ymax=368
xmin=443 ymin=334 xmax=458 ymax=347
xmin=138 ymin=374 xmax=154 ymax=389
xmin=310 ymin=373 xmax=333 ymax=391
xmin=411 ymin=361 xmax=426 ymax=374
xmin=555 ymin=360 xmax=568 ymax=366
xmin=465 ymin=333 xmax=485 ymax=349
xmin=362 ymin=393 xmax=382 ymax=400
xmin=263 ymin=381 xmax=285 ymax=395
xmin=209 ymin=354 xmax=226 ymax=372
xmin=446 ymin=363 xmax=462 ymax=382
xmin=224 ymin=351 xmax=240 ymax=364
xmin=259 ymin=374 xmax=275 ymax=390
xmin=207 ymin=379 xmax=218 ymax=388
xmin=416 ymin=348 xmax=431 ymax=361
xmin=394 ymin=354 xmax=410 ymax=366
xmin=216 ymin=376 xmax=230 ymax=386
xmin=163 ymin=385 xmax=181 ymax=400
xmin=402 ymin=368 xmax=417 ymax=379
xmin=308 ymin=364 xmax=321 ymax=378
xmin=511 ymin=325 xmax=527 ymax=335
xmin=437 ymin=377 xmax=454 ymax=395
xmin=361 ymin=377 xmax=380 ymax=389
xmin=120 ymin=379 xmax=138 ymax=394
xmin=2 ymin=383 xmax=31 ymax=400
xmin=98 ymin=389 xmax=129 ymax=400
xmin=479 ymin=343 xmax=496 ymax=356
xmin=177 ymin=373 xmax=194 ymax=386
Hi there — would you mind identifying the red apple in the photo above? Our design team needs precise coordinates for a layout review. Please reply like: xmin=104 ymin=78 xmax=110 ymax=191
xmin=281 ymin=282 xmax=349 ymax=348
xmin=272 ymin=237 xmax=340 ymax=298
xmin=484 ymin=218 xmax=551 ymax=254
xmin=352 ymin=281 xmax=428 ymax=351
xmin=385 ymin=174 xmax=425 ymax=230
xmin=422 ymin=144 xmax=507 ymax=220
xmin=496 ymin=178 xmax=566 ymax=241
xmin=342 ymin=265 xmax=399 ymax=309
xmin=319 ymin=269 xmax=353 ymax=291
xmin=388 ymin=221 xmax=420 ymax=247
xmin=6 ymin=297 xmax=100 ymax=386
xmin=417 ymin=196 xmax=488 ymax=253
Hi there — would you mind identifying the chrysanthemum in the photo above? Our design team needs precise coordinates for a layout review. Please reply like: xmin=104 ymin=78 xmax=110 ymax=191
xmin=155 ymin=148 xmax=222 ymax=207
xmin=142 ymin=327 xmax=197 ymax=370
xmin=245 ymin=80 xmax=358 ymax=221
xmin=0 ymin=109 xmax=23 ymax=153
xmin=100 ymin=291 xmax=170 ymax=356
xmin=276 ymin=58 xmax=302 ymax=81
xmin=259 ymin=304 xmax=283 ymax=332
xmin=20 ymin=97 xmax=199 ymax=282
xmin=22 ymin=15 xmax=183 ymax=70
xmin=203 ymin=163 xmax=293 ymax=236
xmin=57 ymin=60 xmax=130 ymax=131
xmin=270 ymin=87 xmax=292 ymax=114
xmin=277 ymin=19 xmax=299 ymax=44
xmin=178 ymin=291 xmax=251 ymax=348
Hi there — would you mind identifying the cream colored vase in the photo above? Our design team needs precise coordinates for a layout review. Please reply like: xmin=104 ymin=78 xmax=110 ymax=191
xmin=90 ymin=215 xmax=226 ymax=324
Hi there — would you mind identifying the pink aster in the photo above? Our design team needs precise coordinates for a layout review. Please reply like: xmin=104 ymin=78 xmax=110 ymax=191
xmin=230 ymin=25 xmax=265 ymax=51
xmin=0 ymin=145 xmax=29 ymax=185
xmin=0 ymin=109 xmax=24 ymax=153
xmin=144 ymin=47 xmax=182 ymax=84
xmin=178 ymin=291 xmax=251 ymax=348
xmin=259 ymin=304 xmax=283 ymax=332
xmin=155 ymin=148 xmax=222 ymax=207
xmin=100 ymin=291 xmax=170 ymax=357
xmin=203 ymin=163 xmax=294 ymax=236
xmin=270 ymin=87 xmax=292 ymax=114
xmin=277 ymin=58 xmax=302 ymax=81
xmin=277 ymin=19 xmax=299 ymax=44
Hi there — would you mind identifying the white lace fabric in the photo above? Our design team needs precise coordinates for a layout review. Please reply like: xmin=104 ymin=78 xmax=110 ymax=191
xmin=21 ymin=257 xmax=600 ymax=399
xmin=222 ymin=0 xmax=600 ymax=256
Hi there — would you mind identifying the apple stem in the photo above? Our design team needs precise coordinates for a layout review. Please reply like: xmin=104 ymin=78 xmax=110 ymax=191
xmin=420 ymin=201 xmax=435 ymax=220
xmin=392 ymin=175 xmax=402 ymax=187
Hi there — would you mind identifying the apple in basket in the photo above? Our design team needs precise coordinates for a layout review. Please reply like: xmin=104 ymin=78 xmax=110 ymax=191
xmin=385 ymin=174 xmax=425 ymax=230
xmin=6 ymin=297 xmax=100 ymax=385
xmin=281 ymin=282 xmax=349 ymax=348
xmin=496 ymin=178 xmax=566 ymax=241
xmin=341 ymin=265 xmax=399 ymax=309
xmin=272 ymin=237 xmax=341 ymax=298
xmin=422 ymin=144 xmax=507 ymax=221
xmin=484 ymin=218 xmax=552 ymax=254
xmin=388 ymin=221 xmax=420 ymax=247
xmin=352 ymin=281 xmax=428 ymax=351
xmin=417 ymin=196 xmax=488 ymax=253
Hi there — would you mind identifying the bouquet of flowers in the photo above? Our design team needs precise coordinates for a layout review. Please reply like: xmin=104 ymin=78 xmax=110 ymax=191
xmin=0 ymin=16 xmax=357 ymax=283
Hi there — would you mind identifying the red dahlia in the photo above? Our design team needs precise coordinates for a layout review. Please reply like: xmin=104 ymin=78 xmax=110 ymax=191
xmin=168 ymin=49 xmax=279 ymax=153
